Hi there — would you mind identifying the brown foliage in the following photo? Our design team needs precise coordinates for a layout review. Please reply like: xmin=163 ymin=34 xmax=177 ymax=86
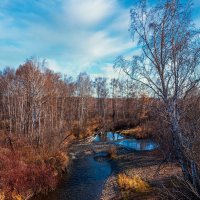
xmin=0 ymin=134 xmax=69 ymax=199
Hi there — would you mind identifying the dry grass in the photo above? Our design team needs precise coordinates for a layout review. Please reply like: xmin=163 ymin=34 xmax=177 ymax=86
xmin=117 ymin=173 xmax=150 ymax=192
xmin=11 ymin=191 xmax=24 ymax=200
xmin=108 ymin=146 xmax=117 ymax=159
xmin=121 ymin=123 xmax=153 ymax=139
xmin=0 ymin=192 xmax=5 ymax=200
xmin=72 ymin=120 xmax=100 ymax=139
xmin=158 ymin=175 xmax=200 ymax=200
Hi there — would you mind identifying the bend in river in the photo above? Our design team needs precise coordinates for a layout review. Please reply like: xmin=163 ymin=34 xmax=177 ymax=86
xmin=34 ymin=132 xmax=158 ymax=200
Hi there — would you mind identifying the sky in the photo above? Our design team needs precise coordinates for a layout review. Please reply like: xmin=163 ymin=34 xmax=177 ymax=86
xmin=0 ymin=0 xmax=200 ymax=78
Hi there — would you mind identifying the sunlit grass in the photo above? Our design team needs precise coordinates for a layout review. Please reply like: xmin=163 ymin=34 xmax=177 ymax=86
xmin=0 ymin=191 xmax=5 ymax=200
xmin=117 ymin=173 xmax=150 ymax=192
xmin=121 ymin=125 xmax=151 ymax=139
xmin=12 ymin=191 xmax=23 ymax=200
xmin=108 ymin=146 xmax=117 ymax=159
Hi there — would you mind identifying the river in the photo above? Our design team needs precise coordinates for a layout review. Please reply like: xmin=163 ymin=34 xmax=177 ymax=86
xmin=34 ymin=132 xmax=158 ymax=200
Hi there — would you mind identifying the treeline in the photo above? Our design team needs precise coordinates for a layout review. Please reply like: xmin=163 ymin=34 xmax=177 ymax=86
xmin=1 ymin=58 xmax=200 ymax=199
xmin=0 ymin=59 xmax=149 ymax=148
xmin=0 ymin=59 xmax=152 ymax=199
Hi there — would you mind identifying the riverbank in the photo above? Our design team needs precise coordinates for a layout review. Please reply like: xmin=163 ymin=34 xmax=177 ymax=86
xmin=33 ymin=138 xmax=117 ymax=200
xmin=33 ymin=133 xmax=181 ymax=200
xmin=101 ymin=148 xmax=181 ymax=199
xmin=0 ymin=132 xmax=71 ymax=200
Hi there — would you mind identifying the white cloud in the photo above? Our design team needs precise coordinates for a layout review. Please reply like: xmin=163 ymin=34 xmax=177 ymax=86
xmin=46 ymin=59 xmax=64 ymax=73
xmin=194 ymin=18 xmax=200 ymax=28
xmin=90 ymin=63 xmax=123 ymax=80
xmin=0 ymin=0 xmax=137 ymax=78
xmin=101 ymin=64 xmax=121 ymax=79
xmin=62 ymin=0 xmax=118 ymax=27
xmin=108 ymin=9 xmax=130 ymax=32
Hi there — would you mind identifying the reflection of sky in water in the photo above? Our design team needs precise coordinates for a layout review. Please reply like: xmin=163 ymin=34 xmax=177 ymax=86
xmin=116 ymin=139 xmax=158 ymax=151
xmin=94 ymin=132 xmax=158 ymax=151
xmin=94 ymin=132 xmax=124 ymax=142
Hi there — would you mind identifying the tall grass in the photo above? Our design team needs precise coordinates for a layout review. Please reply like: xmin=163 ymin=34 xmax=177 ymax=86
xmin=117 ymin=173 xmax=150 ymax=192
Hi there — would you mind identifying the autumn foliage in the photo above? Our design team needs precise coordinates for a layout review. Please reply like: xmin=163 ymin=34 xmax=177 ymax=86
xmin=0 ymin=133 xmax=69 ymax=200
xmin=0 ymin=59 xmax=150 ymax=199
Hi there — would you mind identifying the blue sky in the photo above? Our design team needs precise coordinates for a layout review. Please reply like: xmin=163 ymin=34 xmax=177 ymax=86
xmin=0 ymin=0 xmax=200 ymax=78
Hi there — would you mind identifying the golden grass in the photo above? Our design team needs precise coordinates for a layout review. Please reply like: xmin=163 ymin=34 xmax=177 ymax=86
xmin=121 ymin=124 xmax=152 ymax=139
xmin=108 ymin=146 xmax=117 ymax=159
xmin=117 ymin=173 xmax=150 ymax=192
xmin=121 ymin=127 xmax=143 ymax=134
xmin=0 ymin=191 xmax=5 ymax=200
xmin=11 ymin=191 xmax=23 ymax=200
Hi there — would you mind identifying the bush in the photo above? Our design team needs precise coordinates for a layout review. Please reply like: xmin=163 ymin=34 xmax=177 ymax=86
xmin=0 ymin=136 xmax=69 ymax=200
xmin=117 ymin=173 xmax=150 ymax=192
xmin=0 ymin=151 xmax=58 ymax=199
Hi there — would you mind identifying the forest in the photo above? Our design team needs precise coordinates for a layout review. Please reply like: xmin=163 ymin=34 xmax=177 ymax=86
xmin=0 ymin=0 xmax=200 ymax=199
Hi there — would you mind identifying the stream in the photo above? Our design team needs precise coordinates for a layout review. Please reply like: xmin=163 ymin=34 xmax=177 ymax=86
xmin=35 ymin=132 xmax=158 ymax=200
xmin=94 ymin=132 xmax=158 ymax=151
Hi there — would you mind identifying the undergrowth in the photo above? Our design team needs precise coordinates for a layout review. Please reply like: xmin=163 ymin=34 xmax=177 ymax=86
xmin=0 ymin=134 xmax=69 ymax=200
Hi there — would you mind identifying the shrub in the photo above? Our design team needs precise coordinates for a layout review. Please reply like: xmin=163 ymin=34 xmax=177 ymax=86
xmin=0 ymin=138 xmax=69 ymax=200
xmin=121 ymin=122 xmax=153 ymax=139
xmin=117 ymin=173 xmax=150 ymax=192
xmin=0 ymin=150 xmax=58 ymax=199
xmin=108 ymin=146 xmax=117 ymax=159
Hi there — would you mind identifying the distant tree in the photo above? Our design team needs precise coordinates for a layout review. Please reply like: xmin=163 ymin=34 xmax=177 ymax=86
xmin=16 ymin=59 xmax=45 ymax=144
xmin=94 ymin=77 xmax=108 ymax=123
xmin=110 ymin=78 xmax=120 ymax=123
xmin=76 ymin=73 xmax=92 ymax=127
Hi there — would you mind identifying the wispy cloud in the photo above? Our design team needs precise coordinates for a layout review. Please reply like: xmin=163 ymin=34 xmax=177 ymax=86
xmin=62 ymin=0 xmax=117 ymax=27
xmin=0 ymin=0 xmax=135 ymax=76
xmin=0 ymin=0 xmax=199 ymax=77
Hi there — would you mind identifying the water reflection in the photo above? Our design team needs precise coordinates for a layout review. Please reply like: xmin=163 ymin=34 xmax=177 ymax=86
xmin=94 ymin=132 xmax=158 ymax=151
xmin=116 ymin=139 xmax=158 ymax=151
xmin=94 ymin=132 xmax=124 ymax=142
xmin=35 ymin=132 xmax=158 ymax=200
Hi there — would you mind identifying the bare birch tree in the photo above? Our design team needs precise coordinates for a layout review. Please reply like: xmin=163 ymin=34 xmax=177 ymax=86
xmin=115 ymin=0 xmax=200 ymax=192
xmin=94 ymin=77 xmax=108 ymax=124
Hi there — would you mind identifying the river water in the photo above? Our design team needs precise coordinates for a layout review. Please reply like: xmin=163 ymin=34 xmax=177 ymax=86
xmin=34 ymin=132 xmax=158 ymax=200
xmin=35 ymin=155 xmax=111 ymax=200
xmin=94 ymin=132 xmax=158 ymax=151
